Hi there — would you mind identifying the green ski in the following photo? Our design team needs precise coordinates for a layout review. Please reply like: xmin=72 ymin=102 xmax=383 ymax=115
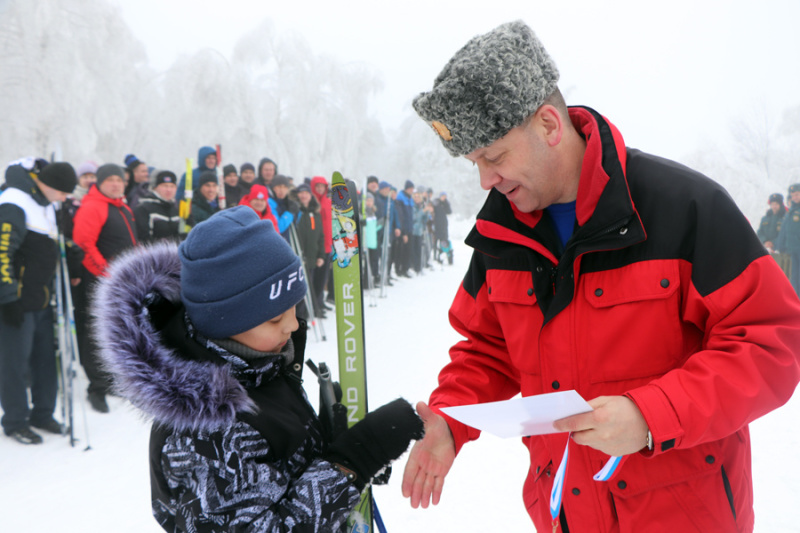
xmin=330 ymin=171 xmax=373 ymax=531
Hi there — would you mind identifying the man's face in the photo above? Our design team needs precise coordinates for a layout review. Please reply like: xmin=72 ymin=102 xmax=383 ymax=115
xmin=230 ymin=306 xmax=298 ymax=353
xmin=205 ymin=154 xmax=217 ymax=169
xmin=37 ymin=180 xmax=68 ymax=204
xmin=368 ymin=181 xmax=379 ymax=193
xmin=200 ymin=182 xmax=218 ymax=202
xmin=314 ymin=183 xmax=326 ymax=196
xmin=379 ymin=186 xmax=391 ymax=197
xmin=155 ymin=183 xmax=177 ymax=202
xmin=465 ymin=119 xmax=565 ymax=213
xmin=99 ymin=175 xmax=126 ymax=199
xmin=241 ymin=169 xmax=256 ymax=183
xmin=297 ymin=190 xmax=311 ymax=206
xmin=273 ymin=184 xmax=289 ymax=200
xmin=261 ymin=163 xmax=276 ymax=182
xmin=792 ymin=191 xmax=800 ymax=205
xmin=224 ymin=173 xmax=239 ymax=186
xmin=133 ymin=164 xmax=149 ymax=184
xmin=770 ymin=201 xmax=782 ymax=214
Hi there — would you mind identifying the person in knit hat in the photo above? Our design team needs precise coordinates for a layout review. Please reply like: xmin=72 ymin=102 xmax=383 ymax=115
xmin=403 ymin=20 xmax=800 ymax=532
xmin=0 ymin=160 xmax=76 ymax=444
xmin=221 ymin=163 xmax=245 ymax=208
xmin=239 ymin=162 xmax=256 ymax=193
xmin=393 ymin=179 xmax=415 ymax=277
xmin=73 ymin=163 xmax=138 ymax=413
xmin=134 ymin=170 xmax=180 ymax=244
xmin=124 ymin=154 xmax=150 ymax=210
xmin=71 ymin=161 xmax=98 ymax=202
xmin=239 ymin=183 xmax=279 ymax=230
xmin=92 ymin=206 xmax=424 ymax=531
xmin=187 ymin=170 xmax=220 ymax=227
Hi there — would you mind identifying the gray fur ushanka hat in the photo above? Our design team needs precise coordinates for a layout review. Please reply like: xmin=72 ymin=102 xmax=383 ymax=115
xmin=413 ymin=20 xmax=560 ymax=157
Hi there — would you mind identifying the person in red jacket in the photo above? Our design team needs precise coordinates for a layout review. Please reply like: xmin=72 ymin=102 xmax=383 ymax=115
xmin=239 ymin=184 xmax=279 ymax=231
xmin=73 ymin=163 xmax=138 ymax=413
xmin=401 ymin=21 xmax=800 ymax=533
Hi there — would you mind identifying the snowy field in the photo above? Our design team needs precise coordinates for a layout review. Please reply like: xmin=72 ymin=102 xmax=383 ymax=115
xmin=1 ymin=222 xmax=798 ymax=532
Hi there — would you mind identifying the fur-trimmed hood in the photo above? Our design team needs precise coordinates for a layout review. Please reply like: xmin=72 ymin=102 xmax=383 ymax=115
xmin=92 ymin=241 xmax=257 ymax=433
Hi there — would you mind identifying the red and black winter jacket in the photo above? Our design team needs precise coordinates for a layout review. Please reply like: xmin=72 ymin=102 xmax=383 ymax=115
xmin=430 ymin=106 xmax=800 ymax=532
xmin=73 ymin=185 xmax=137 ymax=277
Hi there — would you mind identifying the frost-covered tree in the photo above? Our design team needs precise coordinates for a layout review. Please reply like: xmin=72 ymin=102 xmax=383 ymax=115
xmin=0 ymin=0 xmax=148 ymax=164
xmin=684 ymin=102 xmax=800 ymax=228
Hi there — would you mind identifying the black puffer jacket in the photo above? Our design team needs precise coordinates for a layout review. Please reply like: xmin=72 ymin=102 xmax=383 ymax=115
xmin=0 ymin=165 xmax=59 ymax=310
xmin=93 ymin=243 xmax=359 ymax=532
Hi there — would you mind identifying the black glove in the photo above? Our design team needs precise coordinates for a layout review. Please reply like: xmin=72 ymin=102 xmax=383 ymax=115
xmin=326 ymin=398 xmax=424 ymax=490
xmin=1 ymin=299 xmax=24 ymax=328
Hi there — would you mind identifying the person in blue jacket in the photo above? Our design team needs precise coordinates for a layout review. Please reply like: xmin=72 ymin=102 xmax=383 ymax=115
xmin=176 ymin=146 xmax=217 ymax=201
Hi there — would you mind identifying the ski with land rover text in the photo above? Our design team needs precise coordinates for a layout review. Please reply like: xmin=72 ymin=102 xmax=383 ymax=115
xmin=329 ymin=171 xmax=373 ymax=532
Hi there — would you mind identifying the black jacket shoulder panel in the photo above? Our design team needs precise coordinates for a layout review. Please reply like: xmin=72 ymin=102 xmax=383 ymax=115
xmin=624 ymin=149 xmax=766 ymax=296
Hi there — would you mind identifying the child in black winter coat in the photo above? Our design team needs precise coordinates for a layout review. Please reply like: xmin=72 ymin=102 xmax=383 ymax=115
xmin=94 ymin=206 xmax=423 ymax=532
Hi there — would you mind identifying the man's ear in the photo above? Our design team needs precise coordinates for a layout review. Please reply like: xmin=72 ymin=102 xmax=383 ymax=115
xmin=534 ymin=104 xmax=564 ymax=147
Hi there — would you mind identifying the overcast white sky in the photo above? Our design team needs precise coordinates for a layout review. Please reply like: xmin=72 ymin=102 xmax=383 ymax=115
xmin=114 ymin=0 xmax=800 ymax=162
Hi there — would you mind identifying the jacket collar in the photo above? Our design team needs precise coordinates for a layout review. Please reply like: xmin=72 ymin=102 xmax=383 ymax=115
xmin=467 ymin=106 xmax=645 ymax=264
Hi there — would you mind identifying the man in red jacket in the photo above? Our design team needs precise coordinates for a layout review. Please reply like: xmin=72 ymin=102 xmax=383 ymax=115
xmin=73 ymin=163 xmax=137 ymax=413
xmin=401 ymin=21 xmax=800 ymax=533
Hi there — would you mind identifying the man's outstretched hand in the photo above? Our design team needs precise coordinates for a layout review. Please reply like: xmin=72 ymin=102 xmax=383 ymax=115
xmin=401 ymin=401 xmax=456 ymax=508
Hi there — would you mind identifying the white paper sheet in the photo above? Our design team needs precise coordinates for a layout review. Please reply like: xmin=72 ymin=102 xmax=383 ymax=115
xmin=440 ymin=390 xmax=592 ymax=438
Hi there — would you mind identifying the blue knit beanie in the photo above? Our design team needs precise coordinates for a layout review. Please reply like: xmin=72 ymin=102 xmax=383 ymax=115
xmin=179 ymin=206 xmax=307 ymax=338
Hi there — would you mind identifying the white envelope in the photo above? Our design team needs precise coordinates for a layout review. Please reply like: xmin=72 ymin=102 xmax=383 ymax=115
xmin=440 ymin=390 xmax=592 ymax=438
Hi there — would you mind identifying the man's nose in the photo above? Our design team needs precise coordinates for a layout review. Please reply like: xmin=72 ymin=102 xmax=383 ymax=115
xmin=478 ymin=165 xmax=501 ymax=191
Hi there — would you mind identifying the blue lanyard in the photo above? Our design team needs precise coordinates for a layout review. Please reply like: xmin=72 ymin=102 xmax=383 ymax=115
xmin=550 ymin=437 xmax=623 ymax=531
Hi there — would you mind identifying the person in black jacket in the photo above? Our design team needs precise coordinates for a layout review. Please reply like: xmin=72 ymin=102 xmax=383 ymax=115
xmin=221 ymin=164 xmax=246 ymax=208
xmin=134 ymin=170 xmax=180 ymax=244
xmin=187 ymin=171 xmax=220 ymax=227
xmin=0 ymin=160 xmax=76 ymax=444
xmin=291 ymin=184 xmax=326 ymax=317
xmin=93 ymin=206 xmax=424 ymax=531
xmin=433 ymin=191 xmax=453 ymax=264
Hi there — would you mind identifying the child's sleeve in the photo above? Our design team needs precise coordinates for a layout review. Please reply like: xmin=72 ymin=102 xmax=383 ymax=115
xmin=155 ymin=423 xmax=361 ymax=532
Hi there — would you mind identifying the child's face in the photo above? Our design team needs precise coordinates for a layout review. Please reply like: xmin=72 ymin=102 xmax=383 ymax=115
xmin=230 ymin=306 xmax=299 ymax=353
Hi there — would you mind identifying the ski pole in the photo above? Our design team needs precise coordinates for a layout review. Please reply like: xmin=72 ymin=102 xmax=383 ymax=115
xmin=59 ymin=233 xmax=91 ymax=450
xmin=372 ymin=498 xmax=388 ymax=533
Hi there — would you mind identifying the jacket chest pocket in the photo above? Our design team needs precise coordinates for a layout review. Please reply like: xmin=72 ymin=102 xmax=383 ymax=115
xmin=486 ymin=269 xmax=543 ymax=375
xmin=578 ymin=261 xmax=683 ymax=383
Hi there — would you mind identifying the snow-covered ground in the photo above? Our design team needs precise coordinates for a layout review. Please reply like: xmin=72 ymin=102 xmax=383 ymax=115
xmin=1 ymin=222 xmax=798 ymax=532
